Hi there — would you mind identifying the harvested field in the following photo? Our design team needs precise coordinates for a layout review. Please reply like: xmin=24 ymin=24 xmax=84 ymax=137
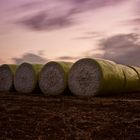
xmin=0 ymin=92 xmax=140 ymax=140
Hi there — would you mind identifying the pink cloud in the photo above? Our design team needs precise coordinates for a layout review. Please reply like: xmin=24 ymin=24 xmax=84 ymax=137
xmin=98 ymin=33 xmax=140 ymax=66
xmin=13 ymin=0 xmax=128 ymax=31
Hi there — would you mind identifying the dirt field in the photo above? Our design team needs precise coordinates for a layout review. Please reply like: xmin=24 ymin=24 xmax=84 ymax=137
xmin=0 ymin=92 xmax=140 ymax=140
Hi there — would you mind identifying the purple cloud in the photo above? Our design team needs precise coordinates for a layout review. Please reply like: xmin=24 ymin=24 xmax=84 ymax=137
xmin=14 ymin=0 xmax=127 ymax=31
xmin=127 ymin=18 xmax=140 ymax=26
xmin=71 ymin=0 xmax=127 ymax=11
xmin=124 ymin=1 xmax=140 ymax=28
xmin=17 ymin=11 xmax=75 ymax=31
xmin=98 ymin=33 xmax=140 ymax=66
xmin=16 ymin=1 xmax=42 ymax=10
xmin=73 ymin=31 xmax=103 ymax=40
xmin=55 ymin=56 xmax=79 ymax=61
xmin=12 ymin=52 xmax=48 ymax=64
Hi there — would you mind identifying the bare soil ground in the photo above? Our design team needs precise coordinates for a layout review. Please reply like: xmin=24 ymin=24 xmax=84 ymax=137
xmin=0 ymin=92 xmax=140 ymax=140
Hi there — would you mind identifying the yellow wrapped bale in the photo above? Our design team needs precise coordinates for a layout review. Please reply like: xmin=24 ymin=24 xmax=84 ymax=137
xmin=118 ymin=65 xmax=140 ymax=93
xmin=68 ymin=58 xmax=125 ymax=96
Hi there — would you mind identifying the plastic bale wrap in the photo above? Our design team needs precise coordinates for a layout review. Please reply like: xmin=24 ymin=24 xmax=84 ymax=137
xmin=14 ymin=63 xmax=43 ymax=94
xmin=128 ymin=66 xmax=140 ymax=80
xmin=0 ymin=64 xmax=18 ymax=92
xmin=39 ymin=61 xmax=73 ymax=96
xmin=68 ymin=58 xmax=125 ymax=96
xmin=119 ymin=65 xmax=140 ymax=92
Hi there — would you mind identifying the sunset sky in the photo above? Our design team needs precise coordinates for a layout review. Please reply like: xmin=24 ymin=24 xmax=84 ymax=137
xmin=0 ymin=0 xmax=140 ymax=66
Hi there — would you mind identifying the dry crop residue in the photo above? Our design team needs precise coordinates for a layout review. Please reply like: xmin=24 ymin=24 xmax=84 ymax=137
xmin=0 ymin=92 xmax=140 ymax=140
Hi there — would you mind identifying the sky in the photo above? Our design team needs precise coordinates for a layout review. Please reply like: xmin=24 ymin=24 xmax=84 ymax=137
xmin=0 ymin=0 xmax=140 ymax=66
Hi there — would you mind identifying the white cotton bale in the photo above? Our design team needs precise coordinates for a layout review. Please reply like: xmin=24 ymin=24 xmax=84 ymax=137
xmin=0 ymin=64 xmax=17 ymax=92
xmin=14 ymin=63 xmax=43 ymax=94
xmin=39 ymin=61 xmax=73 ymax=96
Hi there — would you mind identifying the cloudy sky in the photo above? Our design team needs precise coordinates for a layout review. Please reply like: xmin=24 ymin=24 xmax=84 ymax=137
xmin=0 ymin=0 xmax=140 ymax=66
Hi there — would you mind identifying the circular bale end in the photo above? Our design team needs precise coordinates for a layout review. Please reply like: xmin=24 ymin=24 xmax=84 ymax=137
xmin=0 ymin=65 xmax=14 ymax=92
xmin=68 ymin=58 xmax=102 ymax=96
xmin=14 ymin=63 xmax=37 ymax=94
xmin=39 ymin=62 xmax=67 ymax=96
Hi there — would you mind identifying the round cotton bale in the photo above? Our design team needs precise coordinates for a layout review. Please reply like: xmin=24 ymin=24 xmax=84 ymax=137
xmin=68 ymin=58 xmax=125 ymax=96
xmin=0 ymin=64 xmax=17 ymax=92
xmin=119 ymin=65 xmax=140 ymax=92
xmin=39 ymin=61 xmax=73 ymax=96
xmin=14 ymin=63 xmax=43 ymax=94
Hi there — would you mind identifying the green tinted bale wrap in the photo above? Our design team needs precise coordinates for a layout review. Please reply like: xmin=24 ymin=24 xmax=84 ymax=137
xmin=39 ymin=61 xmax=73 ymax=96
xmin=129 ymin=66 xmax=140 ymax=80
xmin=68 ymin=58 xmax=125 ymax=96
xmin=8 ymin=64 xmax=17 ymax=74
xmin=14 ymin=63 xmax=43 ymax=94
xmin=58 ymin=62 xmax=73 ymax=72
xmin=119 ymin=65 xmax=140 ymax=92
xmin=97 ymin=60 xmax=125 ymax=94
xmin=0 ymin=64 xmax=18 ymax=91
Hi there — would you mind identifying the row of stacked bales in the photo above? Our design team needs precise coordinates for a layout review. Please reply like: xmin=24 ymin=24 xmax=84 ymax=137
xmin=0 ymin=62 xmax=72 ymax=95
xmin=0 ymin=58 xmax=140 ymax=96
xmin=14 ymin=62 xmax=73 ymax=95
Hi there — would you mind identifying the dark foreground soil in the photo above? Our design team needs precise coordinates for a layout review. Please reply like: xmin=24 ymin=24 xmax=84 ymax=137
xmin=0 ymin=92 xmax=140 ymax=140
